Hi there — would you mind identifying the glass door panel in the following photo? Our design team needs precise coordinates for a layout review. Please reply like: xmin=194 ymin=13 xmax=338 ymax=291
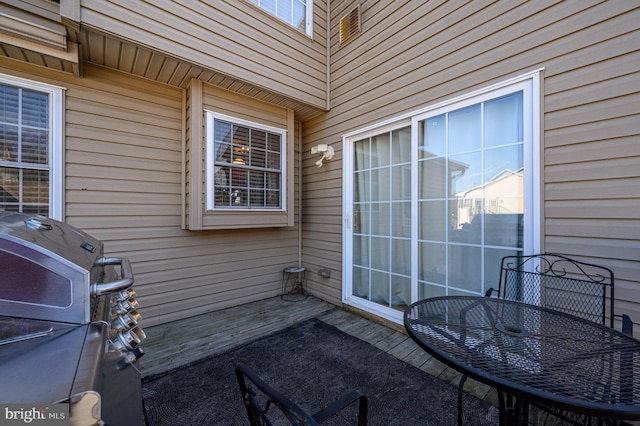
xmin=352 ymin=126 xmax=412 ymax=311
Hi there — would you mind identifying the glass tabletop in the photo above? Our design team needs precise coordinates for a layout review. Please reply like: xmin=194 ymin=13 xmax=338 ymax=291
xmin=404 ymin=296 xmax=640 ymax=420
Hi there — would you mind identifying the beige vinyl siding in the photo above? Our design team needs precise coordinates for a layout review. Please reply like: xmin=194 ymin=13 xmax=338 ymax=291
xmin=0 ymin=61 xmax=302 ymax=326
xmin=185 ymin=80 xmax=295 ymax=230
xmin=302 ymin=0 xmax=640 ymax=330
xmin=74 ymin=0 xmax=328 ymax=109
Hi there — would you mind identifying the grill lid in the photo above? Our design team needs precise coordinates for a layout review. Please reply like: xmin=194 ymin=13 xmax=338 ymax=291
xmin=0 ymin=213 xmax=101 ymax=271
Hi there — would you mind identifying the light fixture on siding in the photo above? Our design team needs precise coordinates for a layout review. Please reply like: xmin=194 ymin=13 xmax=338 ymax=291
xmin=311 ymin=144 xmax=334 ymax=167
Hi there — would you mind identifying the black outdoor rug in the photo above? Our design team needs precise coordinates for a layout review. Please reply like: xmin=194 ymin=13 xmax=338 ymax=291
xmin=142 ymin=319 xmax=499 ymax=425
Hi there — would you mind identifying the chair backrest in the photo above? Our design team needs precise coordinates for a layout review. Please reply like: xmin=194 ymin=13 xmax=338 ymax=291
xmin=498 ymin=254 xmax=614 ymax=328
xmin=235 ymin=363 xmax=319 ymax=426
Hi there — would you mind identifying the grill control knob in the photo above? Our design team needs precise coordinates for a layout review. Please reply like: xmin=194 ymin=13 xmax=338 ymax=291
xmin=111 ymin=310 xmax=142 ymax=330
xmin=111 ymin=297 xmax=139 ymax=315
xmin=113 ymin=288 xmax=136 ymax=302
xmin=115 ymin=326 xmax=147 ymax=351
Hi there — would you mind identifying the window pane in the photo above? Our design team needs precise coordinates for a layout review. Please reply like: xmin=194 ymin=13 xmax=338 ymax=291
xmin=391 ymin=201 xmax=411 ymax=238
xmin=252 ymin=148 xmax=266 ymax=168
xmin=0 ymin=85 xmax=19 ymax=124
xmin=391 ymin=126 xmax=411 ymax=164
xmin=22 ymin=169 xmax=48 ymax=205
xmin=252 ymin=0 xmax=307 ymax=32
xmin=292 ymin=0 xmax=306 ymax=30
xmin=371 ymin=132 xmax=390 ymax=168
xmin=449 ymin=151 xmax=481 ymax=196
xmin=353 ymin=235 xmax=369 ymax=267
xmin=419 ymin=200 xmax=446 ymax=241
xmin=370 ymin=270 xmax=389 ymax=305
xmin=0 ymin=167 xmax=19 ymax=207
xmin=277 ymin=0 xmax=292 ymax=22
xmin=353 ymin=266 xmax=369 ymax=299
xmin=420 ymin=114 xmax=446 ymax=159
xmin=22 ymin=90 xmax=48 ymax=128
xmin=419 ymin=158 xmax=447 ymax=199
xmin=391 ymin=275 xmax=410 ymax=309
xmin=211 ymin=117 xmax=283 ymax=209
xmin=370 ymin=202 xmax=390 ymax=236
xmin=419 ymin=241 xmax=445 ymax=285
xmin=354 ymin=138 xmax=370 ymax=170
xmin=265 ymin=171 xmax=280 ymax=190
xmin=370 ymin=167 xmax=390 ymax=201
xmin=21 ymin=128 xmax=48 ymax=164
xmin=448 ymin=245 xmax=481 ymax=292
xmin=485 ymin=92 xmax=523 ymax=147
xmin=391 ymin=238 xmax=410 ymax=275
xmin=0 ymin=123 xmax=18 ymax=162
xmin=0 ymin=84 xmax=51 ymax=214
xmin=449 ymin=104 xmax=481 ymax=154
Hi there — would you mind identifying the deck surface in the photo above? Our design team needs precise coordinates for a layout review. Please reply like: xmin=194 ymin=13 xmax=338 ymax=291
xmin=138 ymin=296 xmax=498 ymax=407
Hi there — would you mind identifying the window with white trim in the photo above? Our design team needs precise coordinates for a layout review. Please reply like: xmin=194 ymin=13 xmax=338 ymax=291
xmin=0 ymin=74 xmax=63 ymax=219
xmin=206 ymin=112 xmax=286 ymax=211
xmin=248 ymin=0 xmax=312 ymax=35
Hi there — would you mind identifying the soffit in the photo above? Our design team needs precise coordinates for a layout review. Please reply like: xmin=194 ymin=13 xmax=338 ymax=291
xmin=0 ymin=22 xmax=323 ymax=122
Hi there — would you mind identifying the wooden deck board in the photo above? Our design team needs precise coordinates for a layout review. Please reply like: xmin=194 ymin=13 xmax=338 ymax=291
xmin=137 ymin=296 xmax=495 ymax=409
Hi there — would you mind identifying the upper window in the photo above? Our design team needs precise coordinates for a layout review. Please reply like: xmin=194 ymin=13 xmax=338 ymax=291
xmin=0 ymin=74 xmax=63 ymax=219
xmin=249 ymin=0 xmax=312 ymax=35
xmin=206 ymin=112 xmax=286 ymax=211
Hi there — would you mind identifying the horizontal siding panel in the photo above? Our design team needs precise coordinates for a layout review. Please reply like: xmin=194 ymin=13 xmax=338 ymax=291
xmin=545 ymin=157 xmax=640 ymax=182
xmin=545 ymin=69 xmax=639 ymax=112
xmin=66 ymin=177 xmax=180 ymax=195
xmin=545 ymin=219 xmax=639 ymax=240
xmin=116 ymin=238 xmax=298 ymax=265
xmin=545 ymin=48 xmax=640 ymax=99
xmin=66 ymin=203 xmax=183 ymax=217
xmin=66 ymin=151 xmax=181 ymax=174
xmin=66 ymin=164 xmax=179 ymax=183
xmin=546 ymin=94 xmax=640 ymax=130
xmin=545 ymin=115 xmax=638 ymax=146
xmin=66 ymin=138 xmax=179 ymax=162
xmin=139 ymin=260 xmax=290 ymax=298
xmin=80 ymin=0 xmax=327 ymax=107
xmin=546 ymin=178 xmax=640 ymax=200
xmin=544 ymin=137 xmax=639 ymax=164
xmin=203 ymin=84 xmax=289 ymax=128
xmin=545 ymin=236 xmax=640 ymax=262
xmin=546 ymin=199 xmax=640 ymax=219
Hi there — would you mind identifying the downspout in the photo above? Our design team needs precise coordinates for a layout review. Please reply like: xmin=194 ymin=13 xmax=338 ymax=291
xmin=297 ymin=122 xmax=303 ymax=267
xmin=326 ymin=0 xmax=331 ymax=111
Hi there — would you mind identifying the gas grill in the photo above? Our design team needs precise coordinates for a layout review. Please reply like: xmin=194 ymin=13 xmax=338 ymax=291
xmin=0 ymin=212 xmax=146 ymax=425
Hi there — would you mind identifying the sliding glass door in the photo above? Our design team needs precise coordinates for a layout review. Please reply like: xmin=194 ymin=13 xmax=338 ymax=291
xmin=343 ymin=76 xmax=538 ymax=322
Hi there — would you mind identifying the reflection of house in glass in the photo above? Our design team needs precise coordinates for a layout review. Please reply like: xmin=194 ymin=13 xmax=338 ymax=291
xmin=454 ymin=168 xmax=524 ymax=248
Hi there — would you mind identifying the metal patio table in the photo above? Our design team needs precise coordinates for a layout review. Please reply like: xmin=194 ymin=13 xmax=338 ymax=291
xmin=404 ymin=296 xmax=640 ymax=425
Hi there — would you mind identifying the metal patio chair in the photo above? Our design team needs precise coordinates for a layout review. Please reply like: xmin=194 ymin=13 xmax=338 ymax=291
xmin=235 ymin=363 xmax=368 ymax=426
xmin=486 ymin=253 xmax=633 ymax=426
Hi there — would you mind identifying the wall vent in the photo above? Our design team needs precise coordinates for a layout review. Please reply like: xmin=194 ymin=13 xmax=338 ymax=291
xmin=339 ymin=5 xmax=361 ymax=45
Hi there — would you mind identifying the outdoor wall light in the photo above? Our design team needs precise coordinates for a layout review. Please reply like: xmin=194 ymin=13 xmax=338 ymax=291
xmin=311 ymin=144 xmax=334 ymax=167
